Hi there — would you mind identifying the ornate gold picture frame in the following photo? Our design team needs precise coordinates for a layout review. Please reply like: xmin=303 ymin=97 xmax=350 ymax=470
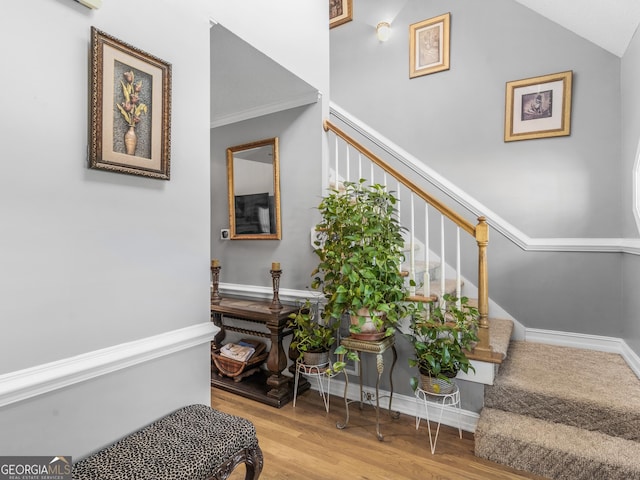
xmin=89 ymin=27 xmax=172 ymax=179
xmin=504 ymin=71 xmax=573 ymax=142
xmin=330 ymin=0 xmax=353 ymax=29
xmin=409 ymin=13 xmax=451 ymax=78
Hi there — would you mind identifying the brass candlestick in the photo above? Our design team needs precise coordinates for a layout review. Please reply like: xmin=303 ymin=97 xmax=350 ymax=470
xmin=211 ymin=259 xmax=221 ymax=305
xmin=269 ymin=262 xmax=283 ymax=310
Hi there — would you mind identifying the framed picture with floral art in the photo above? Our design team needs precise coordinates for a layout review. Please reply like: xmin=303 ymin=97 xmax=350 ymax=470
xmin=89 ymin=27 xmax=172 ymax=179
xmin=330 ymin=0 xmax=352 ymax=29
xmin=504 ymin=71 xmax=573 ymax=142
xmin=409 ymin=13 xmax=450 ymax=78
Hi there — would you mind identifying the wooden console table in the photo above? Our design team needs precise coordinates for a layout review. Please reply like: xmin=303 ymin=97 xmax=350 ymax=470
xmin=210 ymin=297 xmax=309 ymax=408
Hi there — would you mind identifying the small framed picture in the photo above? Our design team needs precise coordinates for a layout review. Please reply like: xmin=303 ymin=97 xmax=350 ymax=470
xmin=89 ymin=27 xmax=172 ymax=179
xmin=330 ymin=0 xmax=353 ymax=29
xmin=409 ymin=13 xmax=450 ymax=78
xmin=504 ymin=71 xmax=573 ymax=142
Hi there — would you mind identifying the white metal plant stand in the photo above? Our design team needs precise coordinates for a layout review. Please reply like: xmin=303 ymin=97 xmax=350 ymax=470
xmin=293 ymin=358 xmax=331 ymax=412
xmin=415 ymin=383 xmax=462 ymax=454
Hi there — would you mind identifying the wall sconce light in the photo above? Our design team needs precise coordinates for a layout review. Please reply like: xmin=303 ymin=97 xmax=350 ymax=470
xmin=376 ymin=22 xmax=391 ymax=42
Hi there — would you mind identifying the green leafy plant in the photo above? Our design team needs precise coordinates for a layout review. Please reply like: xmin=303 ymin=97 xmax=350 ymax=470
xmin=325 ymin=343 xmax=360 ymax=376
xmin=287 ymin=301 xmax=339 ymax=355
xmin=406 ymin=294 xmax=479 ymax=391
xmin=311 ymin=179 xmax=414 ymax=338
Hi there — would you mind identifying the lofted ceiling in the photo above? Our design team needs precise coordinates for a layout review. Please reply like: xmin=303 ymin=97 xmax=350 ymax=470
xmin=209 ymin=2 xmax=640 ymax=127
xmin=209 ymin=24 xmax=318 ymax=128
xmin=514 ymin=0 xmax=640 ymax=57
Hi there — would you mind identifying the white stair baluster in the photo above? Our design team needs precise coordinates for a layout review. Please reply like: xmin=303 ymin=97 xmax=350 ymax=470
xmin=410 ymin=193 xmax=416 ymax=296
xmin=345 ymin=145 xmax=350 ymax=184
xmin=424 ymin=205 xmax=430 ymax=298
xmin=456 ymin=226 xmax=461 ymax=308
xmin=440 ymin=215 xmax=445 ymax=311
xmin=334 ymin=135 xmax=339 ymax=190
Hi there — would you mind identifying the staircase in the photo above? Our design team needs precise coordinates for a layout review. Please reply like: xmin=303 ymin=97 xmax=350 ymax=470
xmin=325 ymin=106 xmax=640 ymax=479
xmin=475 ymin=341 xmax=640 ymax=480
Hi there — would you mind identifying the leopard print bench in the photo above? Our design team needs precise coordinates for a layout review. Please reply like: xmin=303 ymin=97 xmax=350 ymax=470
xmin=72 ymin=404 xmax=263 ymax=480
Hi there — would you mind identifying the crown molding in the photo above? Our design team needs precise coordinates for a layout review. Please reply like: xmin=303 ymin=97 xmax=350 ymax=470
xmin=211 ymin=91 xmax=319 ymax=128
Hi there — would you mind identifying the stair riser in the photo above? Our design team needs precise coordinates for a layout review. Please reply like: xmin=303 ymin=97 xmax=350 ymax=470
xmin=485 ymin=385 xmax=640 ymax=442
xmin=475 ymin=432 xmax=640 ymax=480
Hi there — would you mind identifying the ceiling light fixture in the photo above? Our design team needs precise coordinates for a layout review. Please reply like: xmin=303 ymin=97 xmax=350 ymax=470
xmin=376 ymin=22 xmax=391 ymax=42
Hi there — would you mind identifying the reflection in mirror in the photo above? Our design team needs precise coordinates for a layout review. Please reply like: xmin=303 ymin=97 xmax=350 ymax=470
xmin=227 ymin=137 xmax=281 ymax=240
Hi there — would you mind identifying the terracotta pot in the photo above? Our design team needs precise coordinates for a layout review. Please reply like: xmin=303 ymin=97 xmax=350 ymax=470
xmin=349 ymin=308 xmax=386 ymax=341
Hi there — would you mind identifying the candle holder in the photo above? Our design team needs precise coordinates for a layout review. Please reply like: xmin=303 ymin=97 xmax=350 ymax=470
xmin=211 ymin=260 xmax=221 ymax=305
xmin=269 ymin=266 xmax=283 ymax=311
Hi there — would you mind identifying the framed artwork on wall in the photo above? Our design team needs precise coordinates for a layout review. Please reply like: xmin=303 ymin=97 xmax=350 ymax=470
xmin=330 ymin=0 xmax=353 ymax=29
xmin=89 ymin=27 xmax=172 ymax=180
xmin=409 ymin=13 xmax=450 ymax=78
xmin=504 ymin=70 xmax=573 ymax=142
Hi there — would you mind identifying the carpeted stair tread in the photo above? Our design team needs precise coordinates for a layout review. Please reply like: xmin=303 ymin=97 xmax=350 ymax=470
xmin=487 ymin=318 xmax=513 ymax=359
xmin=485 ymin=341 xmax=640 ymax=441
xmin=475 ymin=408 xmax=640 ymax=480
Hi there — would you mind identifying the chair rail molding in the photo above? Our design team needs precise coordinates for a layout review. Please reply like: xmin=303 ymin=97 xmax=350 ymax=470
xmin=329 ymin=102 xmax=640 ymax=256
xmin=0 ymin=322 xmax=218 ymax=408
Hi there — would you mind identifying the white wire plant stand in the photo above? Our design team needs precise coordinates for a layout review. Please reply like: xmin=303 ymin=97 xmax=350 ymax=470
xmin=293 ymin=358 xmax=333 ymax=412
xmin=415 ymin=382 xmax=462 ymax=454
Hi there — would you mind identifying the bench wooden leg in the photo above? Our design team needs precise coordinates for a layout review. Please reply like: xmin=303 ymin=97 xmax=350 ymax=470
xmin=212 ymin=444 xmax=264 ymax=480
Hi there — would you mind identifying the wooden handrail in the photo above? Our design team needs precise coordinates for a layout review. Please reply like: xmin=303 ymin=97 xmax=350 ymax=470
xmin=324 ymin=119 xmax=497 ymax=363
xmin=324 ymin=120 xmax=476 ymax=237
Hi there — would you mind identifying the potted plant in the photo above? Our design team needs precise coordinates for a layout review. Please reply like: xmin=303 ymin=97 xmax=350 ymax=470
xmin=407 ymin=294 xmax=479 ymax=394
xmin=311 ymin=179 xmax=413 ymax=341
xmin=288 ymin=301 xmax=339 ymax=367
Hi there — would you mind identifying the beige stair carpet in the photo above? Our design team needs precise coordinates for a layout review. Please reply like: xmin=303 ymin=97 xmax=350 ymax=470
xmin=476 ymin=408 xmax=640 ymax=480
xmin=484 ymin=341 xmax=640 ymax=440
xmin=476 ymin=340 xmax=640 ymax=480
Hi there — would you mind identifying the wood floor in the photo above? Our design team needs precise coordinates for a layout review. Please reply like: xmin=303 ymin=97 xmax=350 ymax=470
xmin=210 ymin=387 xmax=548 ymax=480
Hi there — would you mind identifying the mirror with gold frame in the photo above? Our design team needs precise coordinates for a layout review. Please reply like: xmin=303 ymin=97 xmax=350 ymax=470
xmin=227 ymin=137 xmax=281 ymax=240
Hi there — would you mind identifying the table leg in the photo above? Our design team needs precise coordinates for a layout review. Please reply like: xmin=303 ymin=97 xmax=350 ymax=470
xmin=211 ymin=312 xmax=226 ymax=349
xmin=336 ymin=368 xmax=350 ymax=430
xmin=375 ymin=352 xmax=384 ymax=441
xmin=388 ymin=345 xmax=400 ymax=420
xmin=265 ymin=324 xmax=290 ymax=402
xmin=357 ymin=352 xmax=364 ymax=410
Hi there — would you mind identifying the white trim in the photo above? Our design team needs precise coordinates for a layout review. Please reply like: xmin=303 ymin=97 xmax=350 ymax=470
xmin=211 ymin=91 xmax=319 ymax=128
xmin=525 ymin=328 xmax=640 ymax=379
xmin=220 ymin=284 xmax=640 ymax=380
xmin=0 ymin=322 xmax=219 ymax=408
xmin=310 ymin=376 xmax=479 ymax=433
xmin=456 ymin=361 xmax=496 ymax=386
xmin=218 ymin=282 xmax=322 ymax=304
xmin=330 ymin=103 xmax=640 ymax=255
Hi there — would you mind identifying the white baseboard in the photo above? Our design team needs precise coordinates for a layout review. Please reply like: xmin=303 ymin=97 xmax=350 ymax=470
xmin=0 ymin=322 xmax=219 ymax=408
xmin=525 ymin=328 xmax=640 ymax=379
xmin=305 ymin=375 xmax=479 ymax=433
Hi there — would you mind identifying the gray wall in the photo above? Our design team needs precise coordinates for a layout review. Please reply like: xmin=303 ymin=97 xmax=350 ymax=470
xmin=0 ymin=0 xmax=328 ymax=458
xmin=211 ymin=106 xmax=323 ymax=290
xmin=621 ymin=22 xmax=640 ymax=354
xmin=332 ymin=0 xmax=621 ymax=238
xmin=330 ymin=0 xmax=633 ymax=343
